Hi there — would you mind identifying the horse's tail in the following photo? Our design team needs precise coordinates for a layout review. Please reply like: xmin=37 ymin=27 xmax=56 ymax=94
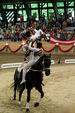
xmin=10 ymin=68 xmax=17 ymax=88
xmin=10 ymin=68 xmax=20 ymax=91
xmin=14 ymin=67 xmax=18 ymax=81
xmin=10 ymin=82 xmax=21 ymax=92
xmin=10 ymin=82 xmax=14 ymax=88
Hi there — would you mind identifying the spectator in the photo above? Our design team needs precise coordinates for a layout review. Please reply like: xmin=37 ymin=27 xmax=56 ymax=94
xmin=20 ymin=14 xmax=24 ymax=30
xmin=26 ymin=19 xmax=30 ymax=28
xmin=20 ymin=14 xmax=24 ymax=23
xmin=67 ymin=33 xmax=72 ymax=40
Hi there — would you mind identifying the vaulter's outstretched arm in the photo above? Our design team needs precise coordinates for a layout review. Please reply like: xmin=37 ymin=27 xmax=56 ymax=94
xmin=28 ymin=42 xmax=41 ymax=52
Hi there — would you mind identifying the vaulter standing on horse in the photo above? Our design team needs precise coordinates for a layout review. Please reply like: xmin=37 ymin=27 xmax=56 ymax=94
xmin=18 ymin=27 xmax=43 ymax=84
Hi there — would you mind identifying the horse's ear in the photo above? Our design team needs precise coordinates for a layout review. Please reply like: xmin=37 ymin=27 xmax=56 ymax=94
xmin=49 ymin=53 xmax=51 ymax=58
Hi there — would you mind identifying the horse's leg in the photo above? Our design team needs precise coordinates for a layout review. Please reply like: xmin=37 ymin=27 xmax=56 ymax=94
xmin=25 ymin=89 xmax=31 ymax=112
xmin=13 ymin=82 xmax=17 ymax=100
xmin=19 ymin=84 xmax=25 ymax=104
xmin=34 ymin=85 xmax=44 ymax=107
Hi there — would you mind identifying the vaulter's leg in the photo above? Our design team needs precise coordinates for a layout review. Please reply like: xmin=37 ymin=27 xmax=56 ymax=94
xmin=20 ymin=69 xmax=27 ymax=84
xmin=34 ymin=85 xmax=44 ymax=107
xmin=20 ymin=60 xmax=35 ymax=84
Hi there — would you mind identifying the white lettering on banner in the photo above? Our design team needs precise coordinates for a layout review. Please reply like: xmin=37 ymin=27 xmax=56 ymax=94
xmin=1 ymin=60 xmax=54 ymax=69
xmin=1 ymin=62 xmax=24 ymax=69
xmin=51 ymin=60 xmax=54 ymax=64
xmin=65 ymin=59 xmax=75 ymax=63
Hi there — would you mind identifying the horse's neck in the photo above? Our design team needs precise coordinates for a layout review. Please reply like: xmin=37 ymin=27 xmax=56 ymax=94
xmin=36 ymin=55 xmax=44 ymax=66
xmin=31 ymin=55 xmax=44 ymax=70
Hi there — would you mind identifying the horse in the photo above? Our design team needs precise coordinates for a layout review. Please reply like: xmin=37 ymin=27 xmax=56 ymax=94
xmin=13 ymin=54 xmax=51 ymax=112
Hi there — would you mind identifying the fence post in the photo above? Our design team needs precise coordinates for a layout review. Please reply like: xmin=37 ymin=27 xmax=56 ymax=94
xmin=6 ymin=43 xmax=8 ymax=52
xmin=55 ymin=43 xmax=58 ymax=52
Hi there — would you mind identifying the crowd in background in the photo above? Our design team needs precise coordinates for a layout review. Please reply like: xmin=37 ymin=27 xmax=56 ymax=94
xmin=0 ymin=13 xmax=75 ymax=41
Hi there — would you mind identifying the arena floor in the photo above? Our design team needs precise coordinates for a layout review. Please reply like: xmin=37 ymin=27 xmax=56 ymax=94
xmin=0 ymin=41 xmax=75 ymax=113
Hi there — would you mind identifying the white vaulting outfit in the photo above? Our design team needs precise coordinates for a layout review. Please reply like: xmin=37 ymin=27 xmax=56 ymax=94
xmin=34 ymin=29 xmax=44 ymax=37
xmin=20 ymin=39 xmax=41 ymax=84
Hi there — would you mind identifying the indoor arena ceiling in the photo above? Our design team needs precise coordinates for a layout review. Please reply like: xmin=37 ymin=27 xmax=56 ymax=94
xmin=0 ymin=0 xmax=74 ymax=4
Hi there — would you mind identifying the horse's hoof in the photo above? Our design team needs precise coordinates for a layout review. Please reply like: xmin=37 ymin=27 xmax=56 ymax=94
xmin=26 ymin=109 xmax=30 ymax=112
xmin=34 ymin=102 xmax=39 ymax=107
xmin=18 ymin=101 xmax=21 ymax=104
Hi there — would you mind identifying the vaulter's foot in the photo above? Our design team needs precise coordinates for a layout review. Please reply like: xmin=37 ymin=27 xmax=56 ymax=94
xmin=20 ymin=80 xmax=26 ymax=84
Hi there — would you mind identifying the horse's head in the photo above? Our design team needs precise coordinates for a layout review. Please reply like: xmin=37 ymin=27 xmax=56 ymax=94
xmin=43 ymin=54 xmax=51 ymax=76
xmin=30 ymin=53 xmax=51 ymax=76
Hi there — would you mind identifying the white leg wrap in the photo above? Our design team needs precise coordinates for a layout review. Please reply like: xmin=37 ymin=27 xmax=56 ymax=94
xmin=18 ymin=101 xmax=21 ymax=104
xmin=26 ymin=102 xmax=29 ymax=109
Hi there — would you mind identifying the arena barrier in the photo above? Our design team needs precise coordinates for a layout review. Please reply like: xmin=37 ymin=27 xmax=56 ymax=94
xmin=51 ymin=60 xmax=55 ymax=64
xmin=65 ymin=59 xmax=75 ymax=64
xmin=1 ymin=62 xmax=23 ymax=69
xmin=1 ymin=60 xmax=55 ymax=69
xmin=1 ymin=59 xmax=75 ymax=69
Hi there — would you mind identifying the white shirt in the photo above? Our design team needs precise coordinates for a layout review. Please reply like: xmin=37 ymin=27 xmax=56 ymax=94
xmin=34 ymin=29 xmax=44 ymax=39
xmin=28 ymin=41 xmax=41 ymax=61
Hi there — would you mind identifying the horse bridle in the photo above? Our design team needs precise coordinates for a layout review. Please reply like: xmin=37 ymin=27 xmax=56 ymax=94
xmin=43 ymin=58 xmax=50 ymax=71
